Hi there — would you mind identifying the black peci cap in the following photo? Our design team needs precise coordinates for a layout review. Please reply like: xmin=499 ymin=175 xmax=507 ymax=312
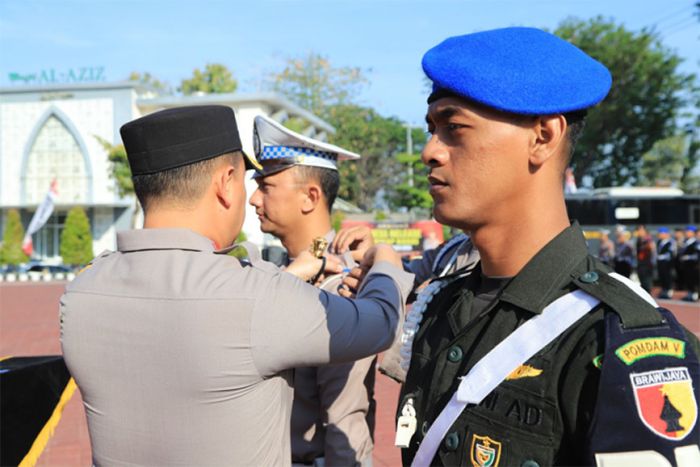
xmin=120 ymin=105 xmax=260 ymax=175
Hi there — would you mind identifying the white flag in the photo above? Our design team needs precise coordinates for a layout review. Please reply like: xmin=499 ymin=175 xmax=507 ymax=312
xmin=22 ymin=179 xmax=58 ymax=256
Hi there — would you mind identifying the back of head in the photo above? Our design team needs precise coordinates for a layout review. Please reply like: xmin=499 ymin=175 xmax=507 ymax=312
xmin=120 ymin=105 xmax=258 ymax=211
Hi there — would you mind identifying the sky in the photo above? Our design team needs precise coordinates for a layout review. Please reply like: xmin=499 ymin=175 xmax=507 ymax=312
xmin=1 ymin=0 xmax=698 ymax=125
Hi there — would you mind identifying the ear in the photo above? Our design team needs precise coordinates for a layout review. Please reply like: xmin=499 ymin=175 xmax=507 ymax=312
xmin=301 ymin=183 xmax=322 ymax=214
xmin=214 ymin=162 xmax=236 ymax=209
xmin=529 ymin=115 xmax=567 ymax=168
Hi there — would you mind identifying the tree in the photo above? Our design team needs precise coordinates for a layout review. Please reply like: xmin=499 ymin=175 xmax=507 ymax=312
xmin=129 ymin=71 xmax=171 ymax=94
xmin=269 ymin=52 xmax=367 ymax=117
xmin=324 ymin=104 xmax=406 ymax=210
xmin=0 ymin=209 xmax=28 ymax=265
xmin=60 ymin=206 xmax=93 ymax=266
xmin=555 ymin=17 xmax=696 ymax=187
xmin=387 ymin=127 xmax=430 ymax=211
xmin=96 ymin=136 xmax=132 ymax=198
xmin=638 ymin=136 xmax=688 ymax=187
xmin=180 ymin=63 xmax=237 ymax=95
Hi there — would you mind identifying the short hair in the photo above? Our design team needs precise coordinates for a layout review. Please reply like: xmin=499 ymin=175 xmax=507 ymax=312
xmin=132 ymin=152 xmax=240 ymax=211
xmin=563 ymin=112 xmax=586 ymax=166
xmin=292 ymin=165 xmax=340 ymax=213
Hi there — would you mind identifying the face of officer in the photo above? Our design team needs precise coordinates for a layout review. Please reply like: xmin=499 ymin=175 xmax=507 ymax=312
xmin=422 ymin=96 xmax=566 ymax=231
xmin=227 ymin=154 xmax=248 ymax=242
xmin=249 ymin=166 xmax=311 ymax=239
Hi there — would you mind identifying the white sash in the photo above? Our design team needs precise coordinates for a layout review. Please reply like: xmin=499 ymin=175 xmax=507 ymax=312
xmin=411 ymin=272 xmax=660 ymax=467
xmin=411 ymin=289 xmax=601 ymax=467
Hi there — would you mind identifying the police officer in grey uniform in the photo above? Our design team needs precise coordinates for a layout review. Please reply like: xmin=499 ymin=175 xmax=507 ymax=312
xmin=248 ymin=114 xmax=376 ymax=466
xmin=60 ymin=106 xmax=414 ymax=466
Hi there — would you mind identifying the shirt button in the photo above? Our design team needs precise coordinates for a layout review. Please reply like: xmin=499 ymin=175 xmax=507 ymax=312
xmin=522 ymin=460 xmax=540 ymax=467
xmin=580 ymin=271 xmax=599 ymax=283
xmin=444 ymin=432 xmax=459 ymax=451
xmin=447 ymin=346 xmax=463 ymax=362
xmin=421 ymin=421 xmax=430 ymax=435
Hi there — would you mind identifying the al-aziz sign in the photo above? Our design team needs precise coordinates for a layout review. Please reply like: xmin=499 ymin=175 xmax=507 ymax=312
xmin=8 ymin=67 xmax=106 ymax=85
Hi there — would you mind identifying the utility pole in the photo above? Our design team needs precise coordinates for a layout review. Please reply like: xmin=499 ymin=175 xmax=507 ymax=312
xmin=404 ymin=124 xmax=414 ymax=187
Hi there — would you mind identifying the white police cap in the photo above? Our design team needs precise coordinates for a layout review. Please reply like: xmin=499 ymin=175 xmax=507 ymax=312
xmin=253 ymin=115 xmax=360 ymax=177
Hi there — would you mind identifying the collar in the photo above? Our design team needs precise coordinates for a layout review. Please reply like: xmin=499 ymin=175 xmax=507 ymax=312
xmin=498 ymin=222 xmax=589 ymax=314
xmin=117 ymin=228 xmax=219 ymax=253
xmin=287 ymin=229 xmax=336 ymax=263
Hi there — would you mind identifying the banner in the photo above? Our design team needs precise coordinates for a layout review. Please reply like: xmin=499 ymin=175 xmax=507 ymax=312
xmin=22 ymin=179 xmax=58 ymax=256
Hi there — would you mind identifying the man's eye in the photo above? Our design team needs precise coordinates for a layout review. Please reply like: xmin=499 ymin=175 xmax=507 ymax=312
xmin=446 ymin=123 xmax=463 ymax=132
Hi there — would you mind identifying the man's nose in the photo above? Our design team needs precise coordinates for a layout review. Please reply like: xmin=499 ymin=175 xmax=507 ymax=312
xmin=421 ymin=134 xmax=448 ymax=167
xmin=249 ymin=189 xmax=261 ymax=207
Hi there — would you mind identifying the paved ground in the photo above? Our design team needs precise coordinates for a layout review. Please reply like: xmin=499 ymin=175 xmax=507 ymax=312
xmin=1 ymin=282 xmax=697 ymax=466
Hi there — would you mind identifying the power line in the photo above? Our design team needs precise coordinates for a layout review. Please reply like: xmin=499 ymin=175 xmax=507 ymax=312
xmin=658 ymin=14 xmax=698 ymax=34
xmin=662 ymin=19 xmax=699 ymax=39
xmin=652 ymin=4 xmax=694 ymax=28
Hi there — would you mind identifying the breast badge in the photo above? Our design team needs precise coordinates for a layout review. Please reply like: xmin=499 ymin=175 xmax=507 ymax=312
xmin=630 ymin=367 xmax=697 ymax=441
xmin=505 ymin=364 xmax=542 ymax=381
xmin=470 ymin=434 xmax=502 ymax=467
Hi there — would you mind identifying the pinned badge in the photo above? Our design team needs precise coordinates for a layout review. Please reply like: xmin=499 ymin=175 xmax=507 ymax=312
xmin=630 ymin=367 xmax=698 ymax=441
xmin=505 ymin=364 xmax=543 ymax=381
xmin=470 ymin=434 xmax=502 ymax=467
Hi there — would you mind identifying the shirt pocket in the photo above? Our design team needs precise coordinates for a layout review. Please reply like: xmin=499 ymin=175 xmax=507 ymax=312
xmin=437 ymin=383 xmax=558 ymax=467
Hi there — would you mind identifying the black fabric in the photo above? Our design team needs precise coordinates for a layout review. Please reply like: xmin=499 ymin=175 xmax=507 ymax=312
xmin=120 ymin=105 xmax=253 ymax=174
xmin=0 ymin=356 xmax=71 ymax=465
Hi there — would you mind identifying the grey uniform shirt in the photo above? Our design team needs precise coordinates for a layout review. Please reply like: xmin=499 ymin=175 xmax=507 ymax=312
xmin=290 ymin=231 xmax=377 ymax=466
xmin=60 ymin=228 xmax=413 ymax=466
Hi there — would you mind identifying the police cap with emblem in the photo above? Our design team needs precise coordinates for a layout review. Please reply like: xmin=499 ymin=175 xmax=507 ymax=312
xmin=120 ymin=105 xmax=261 ymax=175
xmin=252 ymin=115 xmax=360 ymax=177
xmin=423 ymin=27 xmax=612 ymax=116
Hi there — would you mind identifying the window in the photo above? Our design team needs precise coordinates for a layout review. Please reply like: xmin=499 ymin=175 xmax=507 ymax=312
xmin=24 ymin=115 xmax=89 ymax=204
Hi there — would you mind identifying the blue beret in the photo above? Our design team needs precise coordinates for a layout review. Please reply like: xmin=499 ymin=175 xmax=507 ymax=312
xmin=423 ymin=27 xmax=612 ymax=115
xmin=658 ymin=227 xmax=670 ymax=234
xmin=687 ymin=225 xmax=698 ymax=232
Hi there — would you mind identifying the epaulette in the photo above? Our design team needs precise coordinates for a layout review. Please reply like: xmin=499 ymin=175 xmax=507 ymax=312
xmin=571 ymin=257 xmax=664 ymax=329
xmin=77 ymin=250 xmax=113 ymax=276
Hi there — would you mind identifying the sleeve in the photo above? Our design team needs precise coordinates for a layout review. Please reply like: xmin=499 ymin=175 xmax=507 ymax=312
xmin=317 ymin=357 xmax=376 ymax=465
xmin=558 ymin=323 xmax=604 ymax=462
xmin=405 ymin=247 xmax=440 ymax=286
xmin=250 ymin=261 xmax=414 ymax=376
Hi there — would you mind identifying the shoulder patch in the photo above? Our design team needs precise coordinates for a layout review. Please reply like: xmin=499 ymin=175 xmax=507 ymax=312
xmin=616 ymin=337 xmax=686 ymax=366
xmin=630 ymin=367 xmax=697 ymax=441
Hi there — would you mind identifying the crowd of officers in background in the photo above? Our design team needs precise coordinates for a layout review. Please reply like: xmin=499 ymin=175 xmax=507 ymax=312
xmin=597 ymin=224 xmax=699 ymax=302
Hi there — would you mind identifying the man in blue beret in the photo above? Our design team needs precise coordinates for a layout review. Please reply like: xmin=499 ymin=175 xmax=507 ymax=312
xmin=397 ymin=27 xmax=700 ymax=466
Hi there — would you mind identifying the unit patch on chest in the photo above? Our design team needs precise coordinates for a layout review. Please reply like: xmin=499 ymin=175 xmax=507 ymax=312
xmin=630 ymin=366 xmax=697 ymax=441
xmin=469 ymin=434 xmax=502 ymax=467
